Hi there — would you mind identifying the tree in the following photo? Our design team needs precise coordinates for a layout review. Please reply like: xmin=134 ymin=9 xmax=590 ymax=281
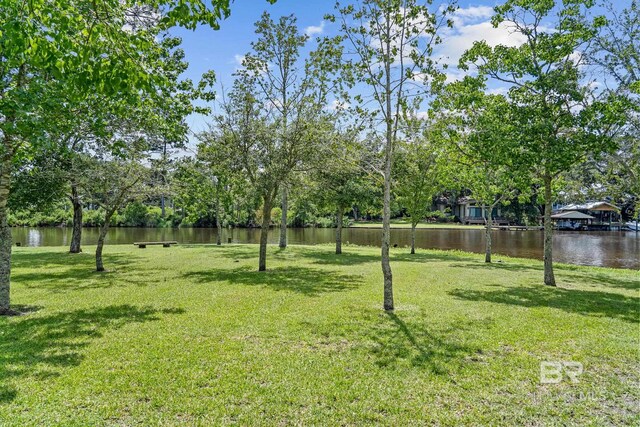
xmin=209 ymin=14 xmax=331 ymax=272
xmin=0 ymin=0 xmax=249 ymax=314
xmin=186 ymin=140 xmax=238 ymax=245
xmin=240 ymin=12 xmax=329 ymax=249
xmin=330 ymin=0 xmax=455 ymax=310
xmin=8 ymin=151 xmax=68 ymax=216
xmin=212 ymin=81 xmax=281 ymax=271
xmin=462 ymin=0 xmax=624 ymax=286
xmin=394 ymin=116 xmax=446 ymax=255
xmin=589 ymin=1 xmax=640 ymax=222
xmin=434 ymin=77 xmax=529 ymax=262
xmin=312 ymin=129 xmax=372 ymax=254
xmin=83 ymin=152 xmax=151 ymax=272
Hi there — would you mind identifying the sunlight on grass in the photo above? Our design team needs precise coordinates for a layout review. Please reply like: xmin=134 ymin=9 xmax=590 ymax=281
xmin=1 ymin=244 xmax=638 ymax=425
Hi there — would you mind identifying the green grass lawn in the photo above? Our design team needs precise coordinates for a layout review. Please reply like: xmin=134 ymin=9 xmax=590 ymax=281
xmin=1 ymin=244 xmax=638 ymax=426
xmin=350 ymin=220 xmax=485 ymax=229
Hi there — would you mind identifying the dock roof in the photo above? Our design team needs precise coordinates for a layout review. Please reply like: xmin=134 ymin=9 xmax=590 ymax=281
xmin=551 ymin=211 xmax=595 ymax=220
xmin=558 ymin=202 xmax=619 ymax=212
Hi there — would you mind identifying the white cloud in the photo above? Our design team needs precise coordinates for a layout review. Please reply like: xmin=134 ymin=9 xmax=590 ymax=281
xmin=327 ymin=99 xmax=350 ymax=111
xmin=486 ymin=86 xmax=509 ymax=96
xmin=444 ymin=68 xmax=469 ymax=83
xmin=305 ymin=21 xmax=325 ymax=37
xmin=437 ymin=20 xmax=528 ymax=68
xmin=449 ymin=5 xmax=494 ymax=27
xmin=430 ymin=5 xmax=532 ymax=83
xmin=567 ymin=50 xmax=584 ymax=67
xmin=233 ymin=54 xmax=246 ymax=67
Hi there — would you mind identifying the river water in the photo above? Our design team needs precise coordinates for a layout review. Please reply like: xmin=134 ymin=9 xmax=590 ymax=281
xmin=10 ymin=226 xmax=639 ymax=270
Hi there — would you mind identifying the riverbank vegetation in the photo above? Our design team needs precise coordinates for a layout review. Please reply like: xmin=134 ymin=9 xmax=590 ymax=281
xmin=1 ymin=244 xmax=638 ymax=425
xmin=0 ymin=0 xmax=638 ymax=423
xmin=4 ymin=0 xmax=638 ymax=315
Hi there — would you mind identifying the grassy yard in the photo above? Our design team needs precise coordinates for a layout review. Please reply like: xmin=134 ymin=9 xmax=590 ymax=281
xmin=350 ymin=220 xmax=485 ymax=229
xmin=1 ymin=244 xmax=638 ymax=426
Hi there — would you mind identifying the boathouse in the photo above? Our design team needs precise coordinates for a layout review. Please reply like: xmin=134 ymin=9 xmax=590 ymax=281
xmin=554 ymin=201 xmax=622 ymax=230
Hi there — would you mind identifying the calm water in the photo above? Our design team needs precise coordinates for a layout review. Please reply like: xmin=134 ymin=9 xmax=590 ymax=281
xmin=10 ymin=226 xmax=640 ymax=269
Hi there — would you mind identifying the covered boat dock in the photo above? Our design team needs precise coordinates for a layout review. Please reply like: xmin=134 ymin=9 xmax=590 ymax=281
xmin=554 ymin=202 xmax=623 ymax=231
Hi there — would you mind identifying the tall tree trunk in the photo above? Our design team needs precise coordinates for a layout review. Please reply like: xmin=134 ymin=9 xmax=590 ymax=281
xmin=543 ymin=173 xmax=556 ymax=286
xmin=382 ymin=153 xmax=393 ymax=311
xmin=382 ymin=40 xmax=394 ymax=312
xmin=70 ymin=183 xmax=83 ymax=253
xmin=335 ymin=207 xmax=343 ymax=255
xmin=484 ymin=207 xmax=492 ymax=263
xmin=95 ymin=210 xmax=114 ymax=272
xmin=0 ymin=153 xmax=12 ymax=314
xmin=279 ymin=187 xmax=287 ymax=249
xmin=215 ymin=193 xmax=222 ymax=246
xmin=382 ymin=124 xmax=394 ymax=311
xmin=410 ymin=222 xmax=417 ymax=255
xmin=259 ymin=195 xmax=273 ymax=272
xmin=161 ymin=140 xmax=167 ymax=218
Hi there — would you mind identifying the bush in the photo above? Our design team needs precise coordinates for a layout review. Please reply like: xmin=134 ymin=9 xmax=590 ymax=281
xmin=83 ymin=209 xmax=106 ymax=227
xmin=123 ymin=202 xmax=148 ymax=227
xmin=7 ymin=208 xmax=72 ymax=227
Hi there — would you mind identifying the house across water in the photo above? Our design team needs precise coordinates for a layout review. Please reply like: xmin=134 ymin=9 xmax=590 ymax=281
xmin=453 ymin=197 xmax=510 ymax=225
xmin=553 ymin=201 xmax=623 ymax=231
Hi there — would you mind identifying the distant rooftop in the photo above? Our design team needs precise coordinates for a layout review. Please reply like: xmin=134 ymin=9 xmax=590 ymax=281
xmin=558 ymin=201 xmax=619 ymax=212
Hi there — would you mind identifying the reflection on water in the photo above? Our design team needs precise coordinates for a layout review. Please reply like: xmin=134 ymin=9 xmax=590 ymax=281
xmin=10 ymin=226 xmax=640 ymax=269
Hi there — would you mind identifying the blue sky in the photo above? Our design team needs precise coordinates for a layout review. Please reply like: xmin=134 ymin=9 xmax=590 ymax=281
xmin=167 ymin=0 xmax=621 ymax=148
xmin=168 ymin=0 xmax=515 ymax=142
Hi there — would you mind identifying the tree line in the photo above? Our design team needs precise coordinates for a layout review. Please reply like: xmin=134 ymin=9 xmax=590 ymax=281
xmin=1 ymin=0 xmax=637 ymax=314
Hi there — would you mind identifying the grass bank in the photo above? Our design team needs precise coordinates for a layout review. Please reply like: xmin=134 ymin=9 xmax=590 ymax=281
xmin=1 ymin=244 xmax=638 ymax=425
xmin=350 ymin=220 xmax=485 ymax=229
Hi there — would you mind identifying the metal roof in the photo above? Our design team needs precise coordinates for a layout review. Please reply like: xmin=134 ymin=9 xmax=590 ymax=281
xmin=558 ymin=201 xmax=619 ymax=212
xmin=551 ymin=211 xmax=596 ymax=220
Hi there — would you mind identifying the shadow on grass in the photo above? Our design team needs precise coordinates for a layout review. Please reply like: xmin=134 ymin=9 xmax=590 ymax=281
xmin=296 ymin=247 xmax=475 ymax=266
xmin=14 ymin=270 xmax=153 ymax=293
xmin=449 ymin=285 xmax=639 ymax=323
xmin=448 ymin=261 xmax=640 ymax=291
xmin=0 ymin=304 xmax=184 ymax=403
xmin=183 ymin=265 xmax=363 ymax=296
xmin=180 ymin=244 xmax=260 ymax=261
xmin=11 ymin=251 xmax=151 ymax=292
xmin=358 ymin=311 xmax=484 ymax=374
xmin=184 ymin=244 xmax=477 ymax=267
xmin=12 ymin=250 xmax=139 ymax=269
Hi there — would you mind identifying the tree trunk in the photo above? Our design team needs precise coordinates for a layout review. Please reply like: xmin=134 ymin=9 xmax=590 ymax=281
xmin=70 ymin=183 xmax=83 ymax=253
xmin=259 ymin=195 xmax=273 ymax=272
xmin=543 ymin=173 xmax=556 ymax=286
xmin=215 ymin=194 xmax=222 ymax=246
xmin=336 ymin=207 xmax=343 ymax=255
xmin=0 ymin=156 xmax=12 ymax=314
xmin=382 ymin=36 xmax=394 ymax=312
xmin=279 ymin=187 xmax=287 ymax=249
xmin=161 ymin=141 xmax=167 ymax=218
xmin=382 ymin=124 xmax=394 ymax=310
xmin=95 ymin=211 xmax=114 ymax=272
xmin=410 ymin=222 xmax=416 ymax=255
xmin=382 ymin=160 xmax=393 ymax=311
xmin=484 ymin=207 xmax=492 ymax=263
